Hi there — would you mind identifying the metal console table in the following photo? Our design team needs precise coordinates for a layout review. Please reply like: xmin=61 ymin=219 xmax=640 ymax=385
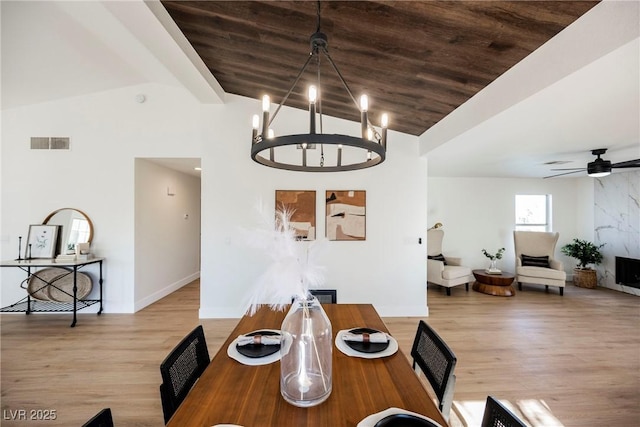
xmin=0 ymin=257 xmax=104 ymax=327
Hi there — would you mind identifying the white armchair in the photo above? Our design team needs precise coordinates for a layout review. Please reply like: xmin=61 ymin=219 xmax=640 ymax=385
xmin=427 ymin=229 xmax=473 ymax=296
xmin=513 ymin=231 xmax=567 ymax=296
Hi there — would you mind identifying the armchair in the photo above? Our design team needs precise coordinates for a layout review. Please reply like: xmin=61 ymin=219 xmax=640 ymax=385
xmin=427 ymin=229 xmax=473 ymax=296
xmin=513 ymin=231 xmax=567 ymax=295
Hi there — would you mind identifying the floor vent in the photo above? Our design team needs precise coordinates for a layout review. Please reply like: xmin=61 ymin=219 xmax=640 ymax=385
xmin=30 ymin=137 xmax=70 ymax=150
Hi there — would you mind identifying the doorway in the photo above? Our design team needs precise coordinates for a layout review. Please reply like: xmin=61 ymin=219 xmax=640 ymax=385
xmin=134 ymin=157 xmax=202 ymax=311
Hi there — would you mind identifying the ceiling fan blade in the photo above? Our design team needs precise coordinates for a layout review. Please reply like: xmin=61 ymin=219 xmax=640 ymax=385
xmin=543 ymin=170 xmax=585 ymax=179
xmin=612 ymin=159 xmax=640 ymax=168
xmin=549 ymin=167 xmax=586 ymax=171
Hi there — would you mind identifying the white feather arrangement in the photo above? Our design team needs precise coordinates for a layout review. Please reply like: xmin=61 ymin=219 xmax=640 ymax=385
xmin=243 ymin=205 xmax=326 ymax=315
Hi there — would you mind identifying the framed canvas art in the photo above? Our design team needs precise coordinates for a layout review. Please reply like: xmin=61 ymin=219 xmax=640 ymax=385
xmin=275 ymin=190 xmax=316 ymax=240
xmin=325 ymin=190 xmax=366 ymax=241
xmin=25 ymin=224 xmax=60 ymax=258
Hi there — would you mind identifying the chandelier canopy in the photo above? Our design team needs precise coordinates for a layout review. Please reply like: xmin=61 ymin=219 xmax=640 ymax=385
xmin=250 ymin=2 xmax=388 ymax=172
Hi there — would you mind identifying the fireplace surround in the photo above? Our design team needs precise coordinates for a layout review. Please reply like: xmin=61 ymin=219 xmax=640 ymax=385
xmin=615 ymin=256 xmax=640 ymax=289
xmin=594 ymin=171 xmax=639 ymax=296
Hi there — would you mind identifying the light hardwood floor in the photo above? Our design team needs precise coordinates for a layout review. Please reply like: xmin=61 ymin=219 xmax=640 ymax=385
xmin=1 ymin=281 xmax=638 ymax=426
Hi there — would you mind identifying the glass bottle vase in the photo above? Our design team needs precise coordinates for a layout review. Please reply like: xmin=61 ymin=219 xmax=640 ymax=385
xmin=280 ymin=295 xmax=332 ymax=407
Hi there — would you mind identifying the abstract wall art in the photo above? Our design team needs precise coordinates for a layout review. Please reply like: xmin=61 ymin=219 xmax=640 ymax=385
xmin=325 ymin=190 xmax=366 ymax=241
xmin=275 ymin=190 xmax=316 ymax=240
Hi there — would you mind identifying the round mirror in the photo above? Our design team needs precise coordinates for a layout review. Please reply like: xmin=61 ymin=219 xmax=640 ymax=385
xmin=43 ymin=208 xmax=93 ymax=255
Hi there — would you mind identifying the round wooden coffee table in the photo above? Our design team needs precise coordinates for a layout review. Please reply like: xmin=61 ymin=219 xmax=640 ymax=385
xmin=472 ymin=269 xmax=516 ymax=297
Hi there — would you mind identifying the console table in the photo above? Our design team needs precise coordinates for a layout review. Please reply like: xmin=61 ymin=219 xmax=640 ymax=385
xmin=0 ymin=257 xmax=104 ymax=327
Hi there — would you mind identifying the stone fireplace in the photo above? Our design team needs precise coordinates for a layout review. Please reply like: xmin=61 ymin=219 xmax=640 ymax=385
xmin=594 ymin=170 xmax=640 ymax=296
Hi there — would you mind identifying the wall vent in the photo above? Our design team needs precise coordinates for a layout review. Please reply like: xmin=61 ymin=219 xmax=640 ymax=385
xmin=50 ymin=137 xmax=70 ymax=149
xmin=30 ymin=137 xmax=50 ymax=149
xmin=30 ymin=137 xmax=70 ymax=150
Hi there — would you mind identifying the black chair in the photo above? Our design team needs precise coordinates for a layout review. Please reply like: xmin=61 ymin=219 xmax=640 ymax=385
xmin=82 ymin=408 xmax=114 ymax=427
xmin=410 ymin=320 xmax=457 ymax=420
xmin=481 ymin=396 xmax=527 ymax=427
xmin=309 ymin=289 xmax=337 ymax=304
xmin=159 ymin=325 xmax=210 ymax=424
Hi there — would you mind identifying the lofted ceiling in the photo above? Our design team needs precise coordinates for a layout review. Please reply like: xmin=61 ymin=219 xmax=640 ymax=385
xmin=160 ymin=1 xmax=599 ymax=137
xmin=2 ymin=1 xmax=637 ymax=179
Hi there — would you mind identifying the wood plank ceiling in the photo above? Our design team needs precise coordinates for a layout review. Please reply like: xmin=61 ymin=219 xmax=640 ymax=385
xmin=161 ymin=1 xmax=599 ymax=136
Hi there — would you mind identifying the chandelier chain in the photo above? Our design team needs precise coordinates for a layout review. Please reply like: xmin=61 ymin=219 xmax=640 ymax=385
xmin=316 ymin=0 xmax=321 ymax=33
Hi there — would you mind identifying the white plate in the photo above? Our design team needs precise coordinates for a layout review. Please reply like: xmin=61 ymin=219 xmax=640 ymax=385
xmin=357 ymin=407 xmax=443 ymax=427
xmin=227 ymin=329 xmax=282 ymax=366
xmin=335 ymin=329 xmax=398 ymax=359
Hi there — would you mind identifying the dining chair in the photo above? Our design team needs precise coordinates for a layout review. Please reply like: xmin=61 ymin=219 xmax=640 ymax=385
xmin=82 ymin=408 xmax=114 ymax=427
xmin=309 ymin=289 xmax=337 ymax=303
xmin=481 ymin=396 xmax=527 ymax=427
xmin=159 ymin=325 xmax=210 ymax=424
xmin=410 ymin=320 xmax=457 ymax=420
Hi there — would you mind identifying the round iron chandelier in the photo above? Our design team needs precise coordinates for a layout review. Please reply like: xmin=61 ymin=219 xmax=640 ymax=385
xmin=250 ymin=2 xmax=388 ymax=172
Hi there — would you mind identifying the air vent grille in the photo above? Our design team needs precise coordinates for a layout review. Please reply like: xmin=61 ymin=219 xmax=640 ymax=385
xmin=30 ymin=137 xmax=70 ymax=150
xmin=50 ymin=137 xmax=70 ymax=149
xmin=30 ymin=137 xmax=50 ymax=150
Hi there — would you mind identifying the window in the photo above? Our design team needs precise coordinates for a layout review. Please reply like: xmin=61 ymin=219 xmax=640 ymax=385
xmin=515 ymin=195 xmax=551 ymax=232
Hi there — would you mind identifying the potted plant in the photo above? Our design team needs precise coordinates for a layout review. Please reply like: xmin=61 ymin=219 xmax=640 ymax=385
xmin=481 ymin=247 xmax=505 ymax=273
xmin=560 ymin=238 xmax=604 ymax=288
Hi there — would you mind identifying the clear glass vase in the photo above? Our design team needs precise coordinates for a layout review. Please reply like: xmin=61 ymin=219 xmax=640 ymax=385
xmin=489 ymin=259 xmax=498 ymax=271
xmin=280 ymin=295 xmax=332 ymax=407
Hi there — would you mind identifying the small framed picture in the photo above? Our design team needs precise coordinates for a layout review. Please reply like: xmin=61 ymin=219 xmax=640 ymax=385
xmin=26 ymin=224 xmax=60 ymax=259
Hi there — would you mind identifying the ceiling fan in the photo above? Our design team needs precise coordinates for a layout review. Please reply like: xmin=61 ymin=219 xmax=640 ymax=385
xmin=544 ymin=148 xmax=640 ymax=179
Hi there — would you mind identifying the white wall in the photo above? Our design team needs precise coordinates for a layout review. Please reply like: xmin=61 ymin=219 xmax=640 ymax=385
xmin=200 ymin=95 xmax=428 ymax=318
xmin=574 ymin=177 xmax=595 ymax=242
xmin=134 ymin=159 xmax=201 ymax=310
xmin=427 ymin=176 xmax=594 ymax=277
xmin=1 ymin=88 xmax=429 ymax=317
xmin=1 ymin=82 xmax=203 ymax=312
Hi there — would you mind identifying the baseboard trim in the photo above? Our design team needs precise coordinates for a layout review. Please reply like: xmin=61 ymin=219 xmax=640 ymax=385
xmin=599 ymin=282 xmax=640 ymax=296
xmin=134 ymin=272 xmax=200 ymax=312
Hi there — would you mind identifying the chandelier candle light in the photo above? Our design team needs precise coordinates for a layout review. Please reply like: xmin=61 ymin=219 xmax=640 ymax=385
xmin=250 ymin=2 xmax=388 ymax=172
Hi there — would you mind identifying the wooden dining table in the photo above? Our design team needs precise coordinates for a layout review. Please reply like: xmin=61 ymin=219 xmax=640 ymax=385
xmin=167 ymin=304 xmax=450 ymax=427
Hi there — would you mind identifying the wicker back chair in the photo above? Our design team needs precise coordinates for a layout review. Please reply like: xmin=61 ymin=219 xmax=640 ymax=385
xmin=82 ymin=408 xmax=114 ymax=427
xmin=481 ymin=396 xmax=527 ymax=427
xmin=410 ymin=320 xmax=457 ymax=420
xmin=159 ymin=325 xmax=210 ymax=424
